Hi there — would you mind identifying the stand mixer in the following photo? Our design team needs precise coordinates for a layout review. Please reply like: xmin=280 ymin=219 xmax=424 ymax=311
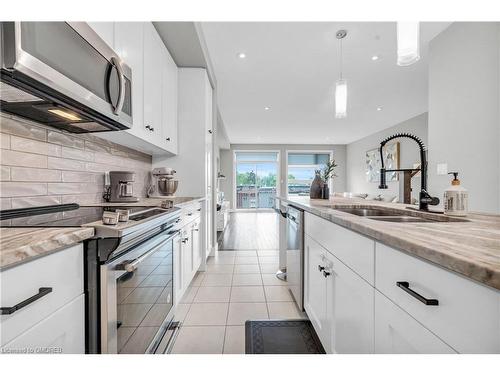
xmin=149 ymin=167 xmax=179 ymax=197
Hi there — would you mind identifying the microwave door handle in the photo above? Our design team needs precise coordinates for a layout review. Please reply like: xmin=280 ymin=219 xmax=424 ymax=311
xmin=110 ymin=56 xmax=126 ymax=115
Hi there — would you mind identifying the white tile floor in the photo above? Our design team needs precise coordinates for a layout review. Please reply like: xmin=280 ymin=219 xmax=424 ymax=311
xmin=170 ymin=250 xmax=307 ymax=354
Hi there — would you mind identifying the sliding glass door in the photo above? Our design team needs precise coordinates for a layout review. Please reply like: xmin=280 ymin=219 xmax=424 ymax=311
xmin=234 ymin=152 xmax=279 ymax=209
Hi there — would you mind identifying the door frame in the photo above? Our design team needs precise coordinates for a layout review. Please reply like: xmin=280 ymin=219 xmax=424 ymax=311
xmin=232 ymin=149 xmax=281 ymax=211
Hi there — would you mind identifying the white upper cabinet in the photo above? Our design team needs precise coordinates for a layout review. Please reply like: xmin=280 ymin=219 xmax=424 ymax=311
xmin=93 ymin=22 xmax=178 ymax=156
xmin=87 ymin=22 xmax=114 ymax=47
xmin=143 ymin=22 xmax=163 ymax=142
xmin=161 ymin=44 xmax=178 ymax=154
xmin=114 ymin=22 xmax=144 ymax=137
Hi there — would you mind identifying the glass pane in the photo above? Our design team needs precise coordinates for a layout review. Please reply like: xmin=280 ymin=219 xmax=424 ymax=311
xmin=21 ymin=22 xmax=110 ymax=101
xmin=288 ymin=166 xmax=317 ymax=196
xmin=235 ymin=152 xmax=278 ymax=162
xmin=288 ymin=153 xmax=330 ymax=165
xmin=236 ymin=163 xmax=256 ymax=209
xmin=256 ymin=162 xmax=278 ymax=209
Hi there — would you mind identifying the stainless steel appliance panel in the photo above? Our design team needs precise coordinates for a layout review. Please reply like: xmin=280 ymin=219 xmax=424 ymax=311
xmin=286 ymin=205 xmax=304 ymax=310
xmin=0 ymin=22 xmax=133 ymax=132
xmin=101 ymin=230 xmax=179 ymax=354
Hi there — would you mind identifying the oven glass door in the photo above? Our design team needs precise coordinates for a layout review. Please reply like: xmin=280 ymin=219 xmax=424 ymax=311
xmin=114 ymin=234 xmax=175 ymax=354
xmin=17 ymin=22 xmax=132 ymax=120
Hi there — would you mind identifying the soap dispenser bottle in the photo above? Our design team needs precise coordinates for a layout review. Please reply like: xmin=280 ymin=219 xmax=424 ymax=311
xmin=444 ymin=172 xmax=468 ymax=217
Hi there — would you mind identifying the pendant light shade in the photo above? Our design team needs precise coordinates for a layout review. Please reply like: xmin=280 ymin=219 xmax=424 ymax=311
xmin=335 ymin=79 xmax=347 ymax=118
xmin=397 ymin=22 xmax=420 ymax=66
xmin=335 ymin=29 xmax=347 ymax=118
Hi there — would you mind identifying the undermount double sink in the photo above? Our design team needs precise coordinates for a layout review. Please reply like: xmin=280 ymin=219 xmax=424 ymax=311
xmin=332 ymin=207 xmax=467 ymax=223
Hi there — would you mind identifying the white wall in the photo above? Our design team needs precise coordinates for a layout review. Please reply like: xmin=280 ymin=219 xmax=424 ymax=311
xmin=220 ymin=144 xmax=346 ymax=208
xmin=346 ymin=113 xmax=428 ymax=202
xmin=428 ymin=22 xmax=500 ymax=213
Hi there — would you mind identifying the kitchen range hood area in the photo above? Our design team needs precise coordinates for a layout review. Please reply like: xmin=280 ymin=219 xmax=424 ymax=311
xmin=0 ymin=22 xmax=132 ymax=133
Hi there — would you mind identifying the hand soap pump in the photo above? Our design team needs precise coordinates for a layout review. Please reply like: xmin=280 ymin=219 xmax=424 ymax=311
xmin=444 ymin=172 xmax=468 ymax=217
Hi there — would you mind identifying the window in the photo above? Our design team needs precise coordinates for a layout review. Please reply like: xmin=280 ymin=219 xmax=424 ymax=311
xmin=234 ymin=151 xmax=279 ymax=209
xmin=287 ymin=152 xmax=332 ymax=196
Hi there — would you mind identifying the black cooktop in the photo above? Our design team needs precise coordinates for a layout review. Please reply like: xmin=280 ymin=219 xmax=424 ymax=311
xmin=0 ymin=204 xmax=170 ymax=228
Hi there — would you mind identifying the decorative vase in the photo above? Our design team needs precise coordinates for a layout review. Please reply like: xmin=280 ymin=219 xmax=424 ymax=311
xmin=310 ymin=171 xmax=323 ymax=199
xmin=321 ymin=183 xmax=330 ymax=199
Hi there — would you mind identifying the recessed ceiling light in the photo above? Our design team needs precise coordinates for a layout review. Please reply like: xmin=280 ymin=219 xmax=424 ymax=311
xmin=371 ymin=55 xmax=379 ymax=61
xmin=376 ymin=107 xmax=383 ymax=111
xmin=237 ymin=52 xmax=246 ymax=59
xmin=264 ymin=106 xmax=270 ymax=111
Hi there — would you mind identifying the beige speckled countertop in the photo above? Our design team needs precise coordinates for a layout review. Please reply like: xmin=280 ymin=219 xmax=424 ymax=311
xmin=0 ymin=227 xmax=94 ymax=270
xmin=0 ymin=196 xmax=205 ymax=270
xmin=279 ymin=196 xmax=500 ymax=291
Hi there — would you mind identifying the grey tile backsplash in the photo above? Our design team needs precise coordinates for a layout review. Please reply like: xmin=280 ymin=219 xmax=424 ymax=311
xmin=0 ymin=114 xmax=152 ymax=210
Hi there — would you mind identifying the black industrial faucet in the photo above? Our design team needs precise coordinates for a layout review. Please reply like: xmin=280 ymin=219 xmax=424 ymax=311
xmin=378 ymin=133 xmax=440 ymax=211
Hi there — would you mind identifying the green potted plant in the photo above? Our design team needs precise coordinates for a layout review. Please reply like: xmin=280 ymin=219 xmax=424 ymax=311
xmin=320 ymin=159 xmax=338 ymax=199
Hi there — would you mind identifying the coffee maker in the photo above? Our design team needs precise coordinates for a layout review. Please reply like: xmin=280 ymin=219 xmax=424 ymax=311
xmin=105 ymin=171 xmax=139 ymax=203
xmin=149 ymin=167 xmax=179 ymax=197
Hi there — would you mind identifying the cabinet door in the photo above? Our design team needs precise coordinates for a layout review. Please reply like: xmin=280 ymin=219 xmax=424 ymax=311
xmin=173 ymin=233 xmax=183 ymax=305
xmin=327 ymin=253 xmax=374 ymax=353
xmin=87 ymin=22 xmax=114 ymax=47
xmin=191 ymin=219 xmax=202 ymax=273
xmin=374 ymin=291 xmax=455 ymax=354
xmin=1 ymin=295 xmax=85 ymax=354
xmin=143 ymin=22 xmax=163 ymax=140
xmin=114 ymin=22 xmax=144 ymax=136
xmin=161 ymin=45 xmax=178 ymax=154
xmin=181 ymin=228 xmax=193 ymax=290
xmin=304 ymin=235 xmax=329 ymax=351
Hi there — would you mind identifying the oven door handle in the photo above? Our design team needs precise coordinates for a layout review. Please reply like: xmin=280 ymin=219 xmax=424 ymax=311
xmin=115 ymin=231 xmax=179 ymax=272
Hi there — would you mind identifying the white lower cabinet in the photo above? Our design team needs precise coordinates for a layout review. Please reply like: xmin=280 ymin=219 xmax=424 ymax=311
xmin=303 ymin=211 xmax=500 ymax=354
xmin=304 ymin=234 xmax=330 ymax=350
xmin=191 ymin=218 xmax=202 ymax=273
xmin=374 ymin=291 xmax=455 ymax=354
xmin=173 ymin=215 xmax=203 ymax=305
xmin=0 ymin=244 xmax=85 ymax=353
xmin=2 ymin=295 xmax=85 ymax=354
xmin=328 ymin=252 xmax=374 ymax=354
xmin=304 ymin=234 xmax=374 ymax=353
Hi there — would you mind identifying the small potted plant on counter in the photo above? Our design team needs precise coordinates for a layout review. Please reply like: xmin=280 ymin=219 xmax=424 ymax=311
xmin=321 ymin=159 xmax=338 ymax=199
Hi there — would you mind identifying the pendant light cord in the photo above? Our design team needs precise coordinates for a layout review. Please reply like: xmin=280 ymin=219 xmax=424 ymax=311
xmin=339 ymin=37 xmax=343 ymax=80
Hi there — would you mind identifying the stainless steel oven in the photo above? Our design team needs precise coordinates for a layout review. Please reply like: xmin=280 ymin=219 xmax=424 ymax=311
xmin=1 ymin=22 xmax=132 ymax=133
xmin=100 ymin=228 xmax=180 ymax=354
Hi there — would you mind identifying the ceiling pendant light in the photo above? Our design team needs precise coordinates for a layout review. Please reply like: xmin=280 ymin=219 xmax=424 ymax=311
xmin=397 ymin=22 xmax=420 ymax=66
xmin=335 ymin=30 xmax=347 ymax=119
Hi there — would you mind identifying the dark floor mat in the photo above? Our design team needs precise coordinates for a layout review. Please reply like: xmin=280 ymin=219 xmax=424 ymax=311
xmin=245 ymin=319 xmax=325 ymax=354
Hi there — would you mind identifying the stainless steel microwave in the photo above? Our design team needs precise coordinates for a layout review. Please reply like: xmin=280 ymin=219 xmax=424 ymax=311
xmin=0 ymin=22 xmax=133 ymax=133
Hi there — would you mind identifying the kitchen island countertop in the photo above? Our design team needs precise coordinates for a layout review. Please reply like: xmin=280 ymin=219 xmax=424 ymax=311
xmin=278 ymin=196 xmax=500 ymax=291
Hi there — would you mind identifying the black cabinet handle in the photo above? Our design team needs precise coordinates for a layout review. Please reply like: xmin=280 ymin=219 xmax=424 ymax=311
xmin=318 ymin=265 xmax=325 ymax=272
xmin=1 ymin=287 xmax=53 ymax=315
xmin=396 ymin=281 xmax=439 ymax=306
xmin=166 ymin=137 xmax=171 ymax=141
xmin=145 ymin=125 xmax=151 ymax=130
xmin=323 ymin=270 xmax=331 ymax=278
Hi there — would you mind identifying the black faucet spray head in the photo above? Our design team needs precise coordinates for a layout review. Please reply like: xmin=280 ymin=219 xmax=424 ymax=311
xmin=379 ymin=169 xmax=388 ymax=189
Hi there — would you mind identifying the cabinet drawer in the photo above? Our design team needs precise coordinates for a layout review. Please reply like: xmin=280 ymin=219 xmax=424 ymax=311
xmin=374 ymin=290 xmax=455 ymax=354
xmin=376 ymin=243 xmax=500 ymax=353
xmin=304 ymin=212 xmax=375 ymax=284
xmin=0 ymin=244 xmax=84 ymax=346
xmin=1 ymin=295 xmax=85 ymax=354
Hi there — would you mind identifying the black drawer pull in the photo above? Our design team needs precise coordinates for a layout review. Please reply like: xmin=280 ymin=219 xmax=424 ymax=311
xmin=1 ymin=287 xmax=53 ymax=315
xmin=396 ymin=281 xmax=438 ymax=306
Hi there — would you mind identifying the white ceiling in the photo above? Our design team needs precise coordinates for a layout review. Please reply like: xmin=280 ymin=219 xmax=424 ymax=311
xmin=201 ymin=22 xmax=450 ymax=145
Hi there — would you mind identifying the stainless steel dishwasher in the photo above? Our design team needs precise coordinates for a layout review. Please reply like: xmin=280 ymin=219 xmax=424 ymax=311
xmin=286 ymin=205 xmax=304 ymax=311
